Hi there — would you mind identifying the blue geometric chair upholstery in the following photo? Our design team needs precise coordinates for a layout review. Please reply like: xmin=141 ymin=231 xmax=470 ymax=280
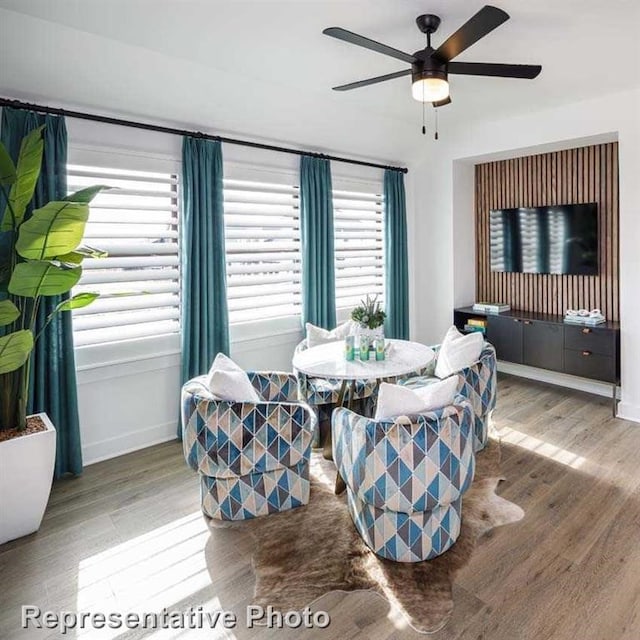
xmin=333 ymin=397 xmax=476 ymax=562
xmin=401 ymin=342 xmax=497 ymax=452
xmin=181 ymin=372 xmax=316 ymax=521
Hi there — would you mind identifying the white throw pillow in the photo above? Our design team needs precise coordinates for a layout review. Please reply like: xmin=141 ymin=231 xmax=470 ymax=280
xmin=206 ymin=353 xmax=260 ymax=402
xmin=434 ymin=325 xmax=484 ymax=379
xmin=374 ymin=377 xmax=459 ymax=421
xmin=305 ymin=320 xmax=353 ymax=348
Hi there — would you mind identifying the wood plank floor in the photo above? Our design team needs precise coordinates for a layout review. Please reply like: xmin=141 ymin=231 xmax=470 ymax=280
xmin=2 ymin=373 xmax=640 ymax=639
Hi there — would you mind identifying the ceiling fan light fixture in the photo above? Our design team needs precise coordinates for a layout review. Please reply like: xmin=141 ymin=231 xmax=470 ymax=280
xmin=411 ymin=63 xmax=449 ymax=103
xmin=411 ymin=76 xmax=449 ymax=102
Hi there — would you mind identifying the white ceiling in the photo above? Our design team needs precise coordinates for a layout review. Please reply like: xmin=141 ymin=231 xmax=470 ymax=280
xmin=0 ymin=0 xmax=638 ymax=164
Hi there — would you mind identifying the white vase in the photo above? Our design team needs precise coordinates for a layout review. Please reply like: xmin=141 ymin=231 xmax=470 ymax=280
xmin=354 ymin=324 xmax=384 ymax=346
xmin=0 ymin=413 xmax=56 ymax=545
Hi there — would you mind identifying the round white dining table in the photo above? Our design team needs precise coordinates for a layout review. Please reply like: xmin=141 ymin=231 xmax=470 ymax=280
xmin=292 ymin=338 xmax=435 ymax=381
xmin=292 ymin=339 xmax=436 ymax=459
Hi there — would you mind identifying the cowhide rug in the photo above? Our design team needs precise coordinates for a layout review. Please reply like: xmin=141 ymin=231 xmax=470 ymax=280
xmin=206 ymin=441 xmax=524 ymax=634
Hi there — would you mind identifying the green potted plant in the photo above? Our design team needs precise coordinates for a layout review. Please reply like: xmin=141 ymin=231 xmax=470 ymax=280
xmin=350 ymin=294 xmax=386 ymax=344
xmin=0 ymin=126 xmax=105 ymax=544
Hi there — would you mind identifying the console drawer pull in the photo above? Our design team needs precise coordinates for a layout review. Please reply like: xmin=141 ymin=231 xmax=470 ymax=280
xmin=582 ymin=328 xmax=592 ymax=334
xmin=582 ymin=350 xmax=592 ymax=357
xmin=524 ymin=320 xmax=532 ymax=325
xmin=513 ymin=319 xmax=521 ymax=323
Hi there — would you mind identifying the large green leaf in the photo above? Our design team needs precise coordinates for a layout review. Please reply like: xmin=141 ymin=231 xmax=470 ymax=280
xmin=8 ymin=261 xmax=81 ymax=298
xmin=0 ymin=143 xmax=16 ymax=185
xmin=1 ymin=127 xmax=44 ymax=231
xmin=65 ymin=185 xmax=110 ymax=203
xmin=15 ymin=201 xmax=89 ymax=260
xmin=57 ymin=244 xmax=108 ymax=266
xmin=0 ymin=299 xmax=20 ymax=326
xmin=0 ymin=329 xmax=33 ymax=375
xmin=54 ymin=292 xmax=99 ymax=312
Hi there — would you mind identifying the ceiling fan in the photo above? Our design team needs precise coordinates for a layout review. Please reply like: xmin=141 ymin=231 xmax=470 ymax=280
xmin=323 ymin=5 xmax=541 ymax=111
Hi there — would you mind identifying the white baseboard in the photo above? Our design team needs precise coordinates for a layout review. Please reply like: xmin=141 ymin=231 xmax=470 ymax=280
xmin=497 ymin=361 xmax=619 ymax=399
xmin=82 ymin=420 xmax=179 ymax=466
xmin=616 ymin=402 xmax=640 ymax=423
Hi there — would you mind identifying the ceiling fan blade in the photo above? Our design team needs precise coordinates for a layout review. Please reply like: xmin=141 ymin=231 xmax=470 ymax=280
xmin=323 ymin=27 xmax=416 ymax=64
xmin=332 ymin=69 xmax=412 ymax=92
xmin=448 ymin=61 xmax=541 ymax=79
xmin=433 ymin=5 xmax=509 ymax=62
xmin=432 ymin=96 xmax=452 ymax=107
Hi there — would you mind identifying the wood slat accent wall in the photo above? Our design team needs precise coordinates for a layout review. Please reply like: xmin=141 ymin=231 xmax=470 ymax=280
xmin=475 ymin=142 xmax=619 ymax=321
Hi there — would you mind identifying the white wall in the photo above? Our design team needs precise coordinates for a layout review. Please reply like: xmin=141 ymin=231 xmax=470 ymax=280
xmin=412 ymin=87 xmax=640 ymax=422
xmin=63 ymin=117 xmax=408 ymax=464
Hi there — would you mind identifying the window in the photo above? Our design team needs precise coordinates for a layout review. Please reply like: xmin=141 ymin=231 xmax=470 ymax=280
xmin=223 ymin=178 xmax=302 ymax=324
xmin=333 ymin=187 xmax=384 ymax=309
xmin=68 ymin=164 xmax=180 ymax=346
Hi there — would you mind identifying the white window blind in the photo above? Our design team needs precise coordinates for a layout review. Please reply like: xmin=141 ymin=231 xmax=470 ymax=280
xmin=333 ymin=188 xmax=385 ymax=310
xmin=223 ymin=178 xmax=302 ymax=324
xmin=67 ymin=164 xmax=180 ymax=346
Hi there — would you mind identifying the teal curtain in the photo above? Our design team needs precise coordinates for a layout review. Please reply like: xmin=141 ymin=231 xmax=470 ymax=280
xmin=300 ymin=156 xmax=336 ymax=329
xmin=383 ymin=169 xmax=409 ymax=339
xmin=1 ymin=107 xmax=82 ymax=478
xmin=180 ymin=137 xmax=229 ymax=407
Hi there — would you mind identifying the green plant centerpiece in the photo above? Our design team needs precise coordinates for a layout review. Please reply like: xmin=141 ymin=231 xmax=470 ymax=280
xmin=350 ymin=294 xmax=386 ymax=344
xmin=0 ymin=126 xmax=106 ymax=433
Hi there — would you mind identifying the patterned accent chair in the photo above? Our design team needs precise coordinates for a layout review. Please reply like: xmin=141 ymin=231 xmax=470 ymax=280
xmin=401 ymin=342 xmax=497 ymax=452
xmin=333 ymin=397 xmax=475 ymax=562
xmin=181 ymin=372 xmax=316 ymax=521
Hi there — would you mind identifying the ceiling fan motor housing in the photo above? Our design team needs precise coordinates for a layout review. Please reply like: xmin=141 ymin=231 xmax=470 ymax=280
xmin=411 ymin=49 xmax=447 ymax=84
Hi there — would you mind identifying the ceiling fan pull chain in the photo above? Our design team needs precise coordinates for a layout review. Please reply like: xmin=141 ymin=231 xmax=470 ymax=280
xmin=422 ymin=98 xmax=426 ymax=135
xmin=435 ymin=107 xmax=439 ymax=140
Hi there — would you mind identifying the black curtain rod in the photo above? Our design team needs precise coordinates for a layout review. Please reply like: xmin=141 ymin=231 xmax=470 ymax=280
xmin=0 ymin=97 xmax=408 ymax=174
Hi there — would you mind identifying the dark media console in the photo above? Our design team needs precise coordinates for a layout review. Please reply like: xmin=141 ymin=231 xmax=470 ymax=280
xmin=454 ymin=306 xmax=620 ymax=414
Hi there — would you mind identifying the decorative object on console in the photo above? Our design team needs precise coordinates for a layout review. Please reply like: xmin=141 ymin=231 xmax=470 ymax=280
xmin=464 ymin=318 xmax=487 ymax=334
xmin=181 ymin=371 xmax=316 ymax=520
xmin=564 ymin=309 xmax=606 ymax=326
xmin=472 ymin=301 xmax=511 ymax=313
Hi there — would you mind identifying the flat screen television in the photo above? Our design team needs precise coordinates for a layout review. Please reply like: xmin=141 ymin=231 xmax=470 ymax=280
xmin=489 ymin=203 xmax=598 ymax=275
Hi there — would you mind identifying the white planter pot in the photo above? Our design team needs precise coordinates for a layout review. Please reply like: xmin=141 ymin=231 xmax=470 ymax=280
xmin=0 ymin=413 xmax=56 ymax=545
xmin=354 ymin=325 xmax=384 ymax=345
